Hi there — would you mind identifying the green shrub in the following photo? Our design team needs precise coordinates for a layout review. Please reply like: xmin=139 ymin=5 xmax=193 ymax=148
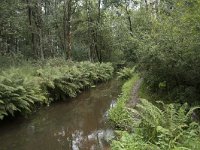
xmin=0 ymin=60 xmax=114 ymax=120
xmin=0 ymin=68 xmax=46 ymax=120
xmin=117 ymin=67 xmax=135 ymax=80
xmin=110 ymin=71 xmax=200 ymax=150
xmin=37 ymin=62 xmax=114 ymax=103
xmin=111 ymin=131 xmax=159 ymax=150
xmin=111 ymin=99 xmax=200 ymax=150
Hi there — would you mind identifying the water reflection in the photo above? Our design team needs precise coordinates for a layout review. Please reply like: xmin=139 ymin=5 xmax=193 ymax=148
xmin=0 ymin=79 xmax=121 ymax=150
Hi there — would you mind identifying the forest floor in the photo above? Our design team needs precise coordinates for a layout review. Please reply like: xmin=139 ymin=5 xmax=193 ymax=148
xmin=127 ymin=78 xmax=143 ymax=107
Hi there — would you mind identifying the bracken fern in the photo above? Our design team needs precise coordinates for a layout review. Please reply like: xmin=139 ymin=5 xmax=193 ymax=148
xmin=112 ymin=98 xmax=200 ymax=150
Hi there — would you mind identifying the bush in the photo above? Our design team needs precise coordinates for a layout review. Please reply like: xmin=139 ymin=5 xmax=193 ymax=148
xmin=37 ymin=62 xmax=114 ymax=102
xmin=111 ymin=131 xmax=158 ymax=150
xmin=0 ymin=68 xmax=46 ymax=120
xmin=133 ymin=1 xmax=200 ymax=103
xmin=117 ymin=67 xmax=135 ymax=80
xmin=0 ymin=60 xmax=114 ymax=120
xmin=110 ymin=74 xmax=200 ymax=150
xmin=111 ymin=99 xmax=200 ymax=150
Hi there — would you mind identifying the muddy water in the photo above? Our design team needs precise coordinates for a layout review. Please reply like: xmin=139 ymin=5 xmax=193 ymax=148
xmin=0 ymin=79 xmax=121 ymax=150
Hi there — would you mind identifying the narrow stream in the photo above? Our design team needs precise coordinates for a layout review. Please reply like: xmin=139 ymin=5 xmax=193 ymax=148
xmin=0 ymin=79 xmax=121 ymax=150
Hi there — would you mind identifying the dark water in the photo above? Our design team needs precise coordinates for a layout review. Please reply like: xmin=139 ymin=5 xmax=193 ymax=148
xmin=0 ymin=80 xmax=121 ymax=150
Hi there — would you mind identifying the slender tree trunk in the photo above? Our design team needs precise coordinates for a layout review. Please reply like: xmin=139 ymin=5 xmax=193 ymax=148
xmin=26 ymin=0 xmax=45 ymax=60
xmin=27 ymin=0 xmax=37 ymax=58
xmin=125 ymin=1 xmax=133 ymax=37
xmin=63 ymin=2 xmax=67 ymax=58
xmin=63 ymin=0 xmax=72 ymax=60
xmin=97 ymin=0 xmax=102 ymax=63
xmin=36 ymin=1 xmax=44 ymax=60
xmin=86 ymin=0 xmax=93 ymax=62
xmin=66 ymin=0 xmax=72 ymax=60
xmin=39 ymin=28 xmax=44 ymax=60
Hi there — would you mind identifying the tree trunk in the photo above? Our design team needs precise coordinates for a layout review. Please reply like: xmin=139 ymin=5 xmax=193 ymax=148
xmin=39 ymin=28 xmax=44 ymax=60
xmin=86 ymin=0 xmax=94 ymax=62
xmin=27 ymin=0 xmax=37 ymax=58
xmin=35 ymin=1 xmax=44 ymax=60
xmin=66 ymin=0 xmax=72 ymax=60
xmin=97 ymin=0 xmax=102 ymax=63
xmin=125 ymin=1 xmax=133 ymax=37
xmin=64 ymin=0 xmax=72 ymax=60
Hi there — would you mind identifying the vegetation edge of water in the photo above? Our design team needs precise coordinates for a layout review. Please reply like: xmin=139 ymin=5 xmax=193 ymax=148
xmin=0 ymin=61 xmax=114 ymax=120
xmin=109 ymin=74 xmax=200 ymax=150
xmin=108 ymin=74 xmax=139 ymax=130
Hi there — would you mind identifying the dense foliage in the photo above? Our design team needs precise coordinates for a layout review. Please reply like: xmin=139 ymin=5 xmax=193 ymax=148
xmin=38 ymin=61 xmax=114 ymax=102
xmin=0 ymin=60 xmax=114 ymax=120
xmin=0 ymin=0 xmax=131 ymax=62
xmin=1 ymin=0 xmax=200 ymax=103
xmin=0 ymin=68 xmax=45 ymax=120
xmin=131 ymin=1 xmax=200 ymax=103
xmin=110 ymin=77 xmax=200 ymax=150
xmin=112 ymin=99 xmax=200 ymax=150
xmin=117 ymin=67 xmax=135 ymax=80
xmin=1 ymin=0 xmax=200 ymax=148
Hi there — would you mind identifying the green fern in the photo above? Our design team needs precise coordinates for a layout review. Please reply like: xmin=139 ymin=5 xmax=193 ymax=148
xmin=112 ymin=98 xmax=200 ymax=150
xmin=0 ymin=69 xmax=46 ymax=120
xmin=37 ymin=61 xmax=114 ymax=102
xmin=0 ymin=61 xmax=114 ymax=120
xmin=117 ymin=67 xmax=135 ymax=80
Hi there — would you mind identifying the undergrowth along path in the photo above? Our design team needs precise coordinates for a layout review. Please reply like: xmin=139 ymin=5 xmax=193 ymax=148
xmin=127 ymin=78 xmax=143 ymax=107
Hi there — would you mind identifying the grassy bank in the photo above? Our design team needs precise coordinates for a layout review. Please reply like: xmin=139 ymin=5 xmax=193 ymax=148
xmin=0 ymin=60 xmax=114 ymax=120
xmin=109 ymin=74 xmax=139 ymax=130
xmin=109 ymin=75 xmax=200 ymax=150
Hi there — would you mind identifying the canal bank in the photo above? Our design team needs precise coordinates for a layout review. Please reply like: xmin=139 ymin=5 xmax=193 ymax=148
xmin=0 ymin=79 xmax=121 ymax=150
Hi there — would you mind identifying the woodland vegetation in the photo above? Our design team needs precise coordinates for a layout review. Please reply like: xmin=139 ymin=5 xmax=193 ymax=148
xmin=109 ymin=74 xmax=200 ymax=150
xmin=1 ymin=0 xmax=200 ymax=103
xmin=1 ymin=0 xmax=200 ymax=149
xmin=0 ymin=60 xmax=113 ymax=119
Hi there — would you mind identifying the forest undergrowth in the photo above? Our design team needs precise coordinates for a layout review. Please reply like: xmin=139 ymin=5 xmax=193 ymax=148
xmin=0 ymin=59 xmax=114 ymax=120
xmin=109 ymin=68 xmax=200 ymax=150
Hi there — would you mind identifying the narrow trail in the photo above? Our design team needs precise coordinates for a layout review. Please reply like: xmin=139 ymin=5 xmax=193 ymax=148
xmin=127 ymin=78 xmax=143 ymax=107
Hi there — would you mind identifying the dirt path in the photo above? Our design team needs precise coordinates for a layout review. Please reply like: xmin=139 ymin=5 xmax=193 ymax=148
xmin=127 ymin=78 xmax=143 ymax=107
